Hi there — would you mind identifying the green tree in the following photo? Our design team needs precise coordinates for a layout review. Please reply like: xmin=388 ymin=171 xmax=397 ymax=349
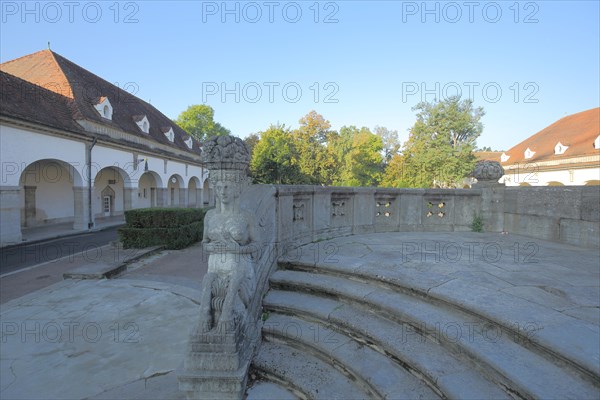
xmin=250 ymin=124 xmax=306 ymax=184
xmin=174 ymin=104 xmax=230 ymax=141
xmin=374 ymin=126 xmax=401 ymax=163
xmin=380 ymin=154 xmax=410 ymax=188
xmin=392 ymin=96 xmax=484 ymax=188
xmin=332 ymin=126 xmax=384 ymax=186
xmin=293 ymin=111 xmax=336 ymax=184
xmin=244 ymin=133 xmax=260 ymax=158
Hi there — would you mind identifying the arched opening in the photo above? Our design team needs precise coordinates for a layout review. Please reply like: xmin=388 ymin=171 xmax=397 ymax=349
xmin=138 ymin=171 xmax=162 ymax=208
xmin=519 ymin=182 xmax=531 ymax=187
xmin=547 ymin=181 xmax=564 ymax=186
xmin=188 ymin=177 xmax=201 ymax=208
xmin=167 ymin=174 xmax=184 ymax=207
xmin=585 ymin=180 xmax=600 ymax=186
xmin=93 ymin=166 xmax=131 ymax=223
xmin=19 ymin=159 xmax=83 ymax=234
xmin=103 ymin=105 xmax=110 ymax=119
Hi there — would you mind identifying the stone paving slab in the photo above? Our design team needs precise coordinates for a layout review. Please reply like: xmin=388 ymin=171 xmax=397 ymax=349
xmin=0 ymin=243 xmax=207 ymax=400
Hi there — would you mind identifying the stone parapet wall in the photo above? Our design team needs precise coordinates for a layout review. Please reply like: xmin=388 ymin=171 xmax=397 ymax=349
xmin=275 ymin=186 xmax=483 ymax=247
xmin=273 ymin=185 xmax=598 ymax=249
xmin=503 ymin=186 xmax=599 ymax=248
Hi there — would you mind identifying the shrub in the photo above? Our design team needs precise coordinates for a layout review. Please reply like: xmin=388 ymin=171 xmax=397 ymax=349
xmin=471 ymin=214 xmax=484 ymax=233
xmin=119 ymin=208 xmax=207 ymax=249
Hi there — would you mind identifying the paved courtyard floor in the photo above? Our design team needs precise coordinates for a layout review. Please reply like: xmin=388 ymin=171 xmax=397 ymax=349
xmin=0 ymin=233 xmax=598 ymax=399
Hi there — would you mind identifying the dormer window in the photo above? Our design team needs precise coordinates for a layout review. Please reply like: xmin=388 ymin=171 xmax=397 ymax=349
xmin=162 ymin=127 xmax=175 ymax=142
xmin=554 ymin=142 xmax=568 ymax=155
xmin=524 ymin=147 xmax=535 ymax=159
xmin=500 ymin=152 xmax=510 ymax=163
xmin=94 ymin=97 xmax=113 ymax=120
xmin=134 ymin=115 xmax=150 ymax=133
xmin=184 ymin=136 xmax=194 ymax=149
xmin=595 ymin=135 xmax=600 ymax=150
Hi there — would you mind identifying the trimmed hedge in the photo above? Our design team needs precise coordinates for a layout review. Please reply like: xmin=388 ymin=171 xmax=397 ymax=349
xmin=124 ymin=208 xmax=206 ymax=228
xmin=119 ymin=208 xmax=207 ymax=250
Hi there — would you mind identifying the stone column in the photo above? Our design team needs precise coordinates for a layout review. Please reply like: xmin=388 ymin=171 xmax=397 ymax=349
xmin=179 ymin=188 xmax=187 ymax=208
xmin=72 ymin=186 xmax=89 ymax=231
xmin=123 ymin=188 xmax=135 ymax=211
xmin=23 ymin=185 xmax=36 ymax=227
xmin=472 ymin=161 xmax=506 ymax=232
xmin=0 ymin=186 xmax=22 ymax=246
xmin=196 ymin=189 xmax=203 ymax=208
xmin=156 ymin=188 xmax=167 ymax=207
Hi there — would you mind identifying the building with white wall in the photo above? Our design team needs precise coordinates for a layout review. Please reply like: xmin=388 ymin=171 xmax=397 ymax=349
xmin=500 ymin=108 xmax=600 ymax=186
xmin=0 ymin=50 xmax=212 ymax=246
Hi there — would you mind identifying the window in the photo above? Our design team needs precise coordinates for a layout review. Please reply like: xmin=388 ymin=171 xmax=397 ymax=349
xmin=134 ymin=115 xmax=150 ymax=133
xmin=554 ymin=142 xmax=568 ymax=155
xmin=185 ymin=136 xmax=193 ymax=149
xmin=594 ymin=135 xmax=600 ymax=150
xmin=94 ymin=97 xmax=113 ymax=120
xmin=524 ymin=147 xmax=535 ymax=159
xmin=500 ymin=152 xmax=510 ymax=162
xmin=163 ymin=127 xmax=175 ymax=142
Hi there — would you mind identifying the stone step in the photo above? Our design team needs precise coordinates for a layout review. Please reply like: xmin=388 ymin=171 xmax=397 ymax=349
xmin=267 ymin=270 xmax=599 ymax=399
xmin=262 ymin=313 xmax=440 ymax=400
xmin=245 ymin=381 xmax=299 ymax=400
xmin=251 ymin=340 xmax=373 ymax=400
xmin=63 ymin=245 xmax=163 ymax=279
xmin=263 ymin=290 xmax=510 ymax=400
xmin=280 ymin=256 xmax=600 ymax=381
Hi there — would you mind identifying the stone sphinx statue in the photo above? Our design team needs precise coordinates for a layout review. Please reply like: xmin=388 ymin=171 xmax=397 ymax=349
xmin=196 ymin=136 xmax=257 ymax=334
xmin=180 ymin=135 xmax=268 ymax=399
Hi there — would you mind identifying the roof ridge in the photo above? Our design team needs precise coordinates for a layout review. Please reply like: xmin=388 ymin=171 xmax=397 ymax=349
xmin=0 ymin=49 xmax=49 ymax=67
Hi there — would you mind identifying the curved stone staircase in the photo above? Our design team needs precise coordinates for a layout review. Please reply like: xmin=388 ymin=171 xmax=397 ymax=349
xmin=247 ymin=234 xmax=600 ymax=400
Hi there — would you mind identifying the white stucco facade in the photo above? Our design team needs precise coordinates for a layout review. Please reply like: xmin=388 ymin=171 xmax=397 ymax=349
xmin=0 ymin=121 xmax=211 ymax=247
xmin=501 ymin=156 xmax=600 ymax=187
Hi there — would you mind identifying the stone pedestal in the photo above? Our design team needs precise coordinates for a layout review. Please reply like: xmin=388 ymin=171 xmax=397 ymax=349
xmin=179 ymin=324 xmax=259 ymax=400
xmin=472 ymin=161 xmax=506 ymax=232
xmin=475 ymin=182 xmax=505 ymax=232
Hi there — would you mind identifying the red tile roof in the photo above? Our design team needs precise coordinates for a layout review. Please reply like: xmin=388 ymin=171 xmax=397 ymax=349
xmin=474 ymin=151 xmax=502 ymax=162
xmin=501 ymin=108 xmax=599 ymax=164
xmin=0 ymin=50 xmax=201 ymax=155
xmin=0 ymin=71 xmax=84 ymax=133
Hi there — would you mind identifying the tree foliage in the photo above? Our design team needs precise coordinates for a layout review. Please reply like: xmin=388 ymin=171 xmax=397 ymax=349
xmin=250 ymin=124 xmax=306 ymax=184
xmin=383 ymin=96 xmax=484 ymax=188
xmin=293 ymin=110 xmax=336 ymax=184
xmin=331 ymin=126 xmax=384 ymax=187
xmin=374 ymin=126 xmax=400 ymax=162
xmin=174 ymin=104 xmax=230 ymax=141
xmin=249 ymin=103 xmax=482 ymax=188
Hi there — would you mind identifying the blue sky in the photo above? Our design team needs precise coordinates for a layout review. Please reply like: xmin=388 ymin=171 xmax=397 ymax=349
xmin=1 ymin=1 xmax=599 ymax=150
